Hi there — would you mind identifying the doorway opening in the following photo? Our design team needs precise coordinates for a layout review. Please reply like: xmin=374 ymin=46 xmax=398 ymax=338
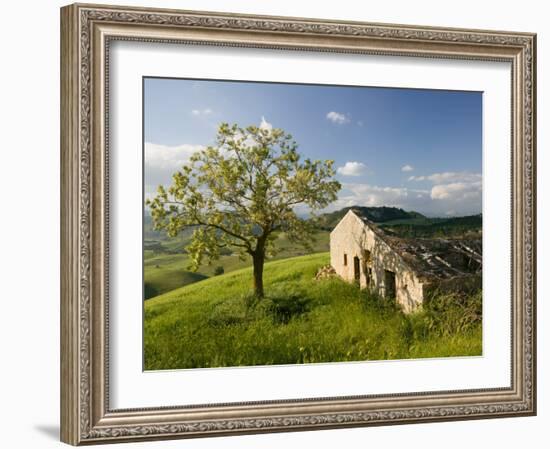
xmin=363 ymin=250 xmax=372 ymax=287
xmin=353 ymin=256 xmax=360 ymax=283
xmin=384 ymin=270 xmax=396 ymax=299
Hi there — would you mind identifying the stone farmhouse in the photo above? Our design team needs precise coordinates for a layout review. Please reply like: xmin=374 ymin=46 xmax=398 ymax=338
xmin=330 ymin=209 xmax=482 ymax=313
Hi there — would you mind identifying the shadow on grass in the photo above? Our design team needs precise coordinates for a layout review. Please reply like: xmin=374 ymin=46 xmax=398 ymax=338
xmin=247 ymin=286 xmax=312 ymax=325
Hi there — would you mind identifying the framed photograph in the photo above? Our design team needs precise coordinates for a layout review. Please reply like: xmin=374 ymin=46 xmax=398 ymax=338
xmin=60 ymin=3 xmax=537 ymax=445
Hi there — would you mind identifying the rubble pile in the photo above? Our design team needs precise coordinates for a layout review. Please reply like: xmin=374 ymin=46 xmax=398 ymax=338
xmin=315 ymin=265 xmax=336 ymax=280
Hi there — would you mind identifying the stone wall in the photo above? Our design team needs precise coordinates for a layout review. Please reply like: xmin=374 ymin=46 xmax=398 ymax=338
xmin=330 ymin=211 xmax=425 ymax=312
xmin=330 ymin=211 xmax=373 ymax=289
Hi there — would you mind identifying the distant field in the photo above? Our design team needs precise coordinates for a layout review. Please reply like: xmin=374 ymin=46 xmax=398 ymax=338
xmin=143 ymin=230 xmax=330 ymax=299
xmin=144 ymin=253 xmax=482 ymax=370
xmin=380 ymin=214 xmax=482 ymax=238
xmin=380 ymin=217 xmax=444 ymax=226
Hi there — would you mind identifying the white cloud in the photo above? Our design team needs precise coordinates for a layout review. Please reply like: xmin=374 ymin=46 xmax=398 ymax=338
xmin=144 ymin=142 xmax=205 ymax=190
xmin=231 ymin=117 xmax=273 ymax=147
xmin=343 ymin=183 xmax=413 ymax=206
xmin=259 ymin=116 xmax=273 ymax=134
xmin=326 ymin=111 xmax=350 ymax=125
xmin=408 ymin=171 xmax=481 ymax=184
xmin=430 ymin=181 xmax=482 ymax=201
xmin=337 ymin=161 xmax=367 ymax=176
xmin=191 ymin=108 xmax=213 ymax=116
xmin=319 ymin=183 xmax=430 ymax=213
xmin=403 ymin=170 xmax=482 ymax=215
xmin=401 ymin=164 xmax=414 ymax=172
xmin=317 ymin=176 xmax=481 ymax=216
xmin=145 ymin=142 xmax=204 ymax=171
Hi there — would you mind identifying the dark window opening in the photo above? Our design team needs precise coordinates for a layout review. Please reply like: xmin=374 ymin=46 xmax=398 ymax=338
xmin=463 ymin=254 xmax=482 ymax=272
xmin=343 ymin=254 xmax=348 ymax=266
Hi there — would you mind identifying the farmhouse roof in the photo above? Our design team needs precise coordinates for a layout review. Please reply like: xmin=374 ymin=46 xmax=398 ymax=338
xmin=349 ymin=209 xmax=482 ymax=281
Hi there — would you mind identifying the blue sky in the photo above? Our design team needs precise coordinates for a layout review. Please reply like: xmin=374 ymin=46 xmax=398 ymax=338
xmin=144 ymin=77 xmax=482 ymax=217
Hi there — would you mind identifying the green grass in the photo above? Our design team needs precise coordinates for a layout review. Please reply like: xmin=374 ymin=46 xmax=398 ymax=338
xmin=143 ymin=230 xmax=330 ymax=298
xmin=144 ymin=253 xmax=482 ymax=370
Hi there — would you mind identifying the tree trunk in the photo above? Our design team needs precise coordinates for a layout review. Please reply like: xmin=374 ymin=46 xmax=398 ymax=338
xmin=252 ymin=251 xmax=265 ymax=298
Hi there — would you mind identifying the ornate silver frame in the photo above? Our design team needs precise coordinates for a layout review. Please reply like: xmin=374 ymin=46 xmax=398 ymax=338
xmin=60 ymin=3 xmax=536 ymax=445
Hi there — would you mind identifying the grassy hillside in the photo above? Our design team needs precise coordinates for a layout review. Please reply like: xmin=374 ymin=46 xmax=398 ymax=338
xmin=144 ymin=230 xmax=329 ymax=299
xmin=144 ymin=253 xmax=482 ymax=370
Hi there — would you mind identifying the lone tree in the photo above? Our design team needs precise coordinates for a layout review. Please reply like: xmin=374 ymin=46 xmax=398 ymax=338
xmin=147 ymin=122 xmax=341 ymax=298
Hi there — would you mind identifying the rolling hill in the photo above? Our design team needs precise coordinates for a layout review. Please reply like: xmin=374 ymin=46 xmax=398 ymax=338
xmin=314 ymin=206 xmax=425 ymax=230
